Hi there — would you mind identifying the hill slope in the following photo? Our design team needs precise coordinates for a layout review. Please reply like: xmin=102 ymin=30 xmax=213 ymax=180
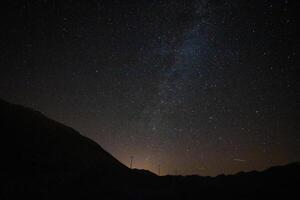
xmin=0 ymin=99 xmax=299 ymax=200
xmin=0 ymin=99 xmax=135 ymax=199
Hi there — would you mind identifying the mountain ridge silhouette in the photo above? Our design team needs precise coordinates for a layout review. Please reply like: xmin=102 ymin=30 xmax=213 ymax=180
xmin=0 ymin=99 xmax=299 ymax=199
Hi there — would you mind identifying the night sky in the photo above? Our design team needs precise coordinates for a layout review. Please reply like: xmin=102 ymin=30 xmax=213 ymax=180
xmin=1 ymin=0 xmax=299 ymax=176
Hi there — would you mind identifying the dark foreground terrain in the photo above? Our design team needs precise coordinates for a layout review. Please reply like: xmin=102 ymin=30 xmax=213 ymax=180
xmin=0 ymin=99 xmax=299 ymax=199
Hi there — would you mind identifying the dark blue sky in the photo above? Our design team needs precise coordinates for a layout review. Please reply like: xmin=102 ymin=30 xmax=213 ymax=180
xmin=0 ymin=0 xmax=299 ymax=175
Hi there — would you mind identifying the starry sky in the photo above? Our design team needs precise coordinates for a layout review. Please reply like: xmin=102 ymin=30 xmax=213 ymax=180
xmin=0 ymin=0 xmax=299 ymax=176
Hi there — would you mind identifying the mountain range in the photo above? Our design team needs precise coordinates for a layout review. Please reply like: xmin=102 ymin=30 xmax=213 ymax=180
xmin=0 ymin=99 xmax=299 ymax=199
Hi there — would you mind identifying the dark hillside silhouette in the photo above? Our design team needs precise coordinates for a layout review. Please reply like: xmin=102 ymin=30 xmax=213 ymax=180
xmin=0 ymin=99 xmax=299 ymax=199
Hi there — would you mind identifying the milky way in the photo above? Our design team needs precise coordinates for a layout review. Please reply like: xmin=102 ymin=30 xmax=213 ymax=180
xmin=0 ymin=0 xmax=299 ymax=175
